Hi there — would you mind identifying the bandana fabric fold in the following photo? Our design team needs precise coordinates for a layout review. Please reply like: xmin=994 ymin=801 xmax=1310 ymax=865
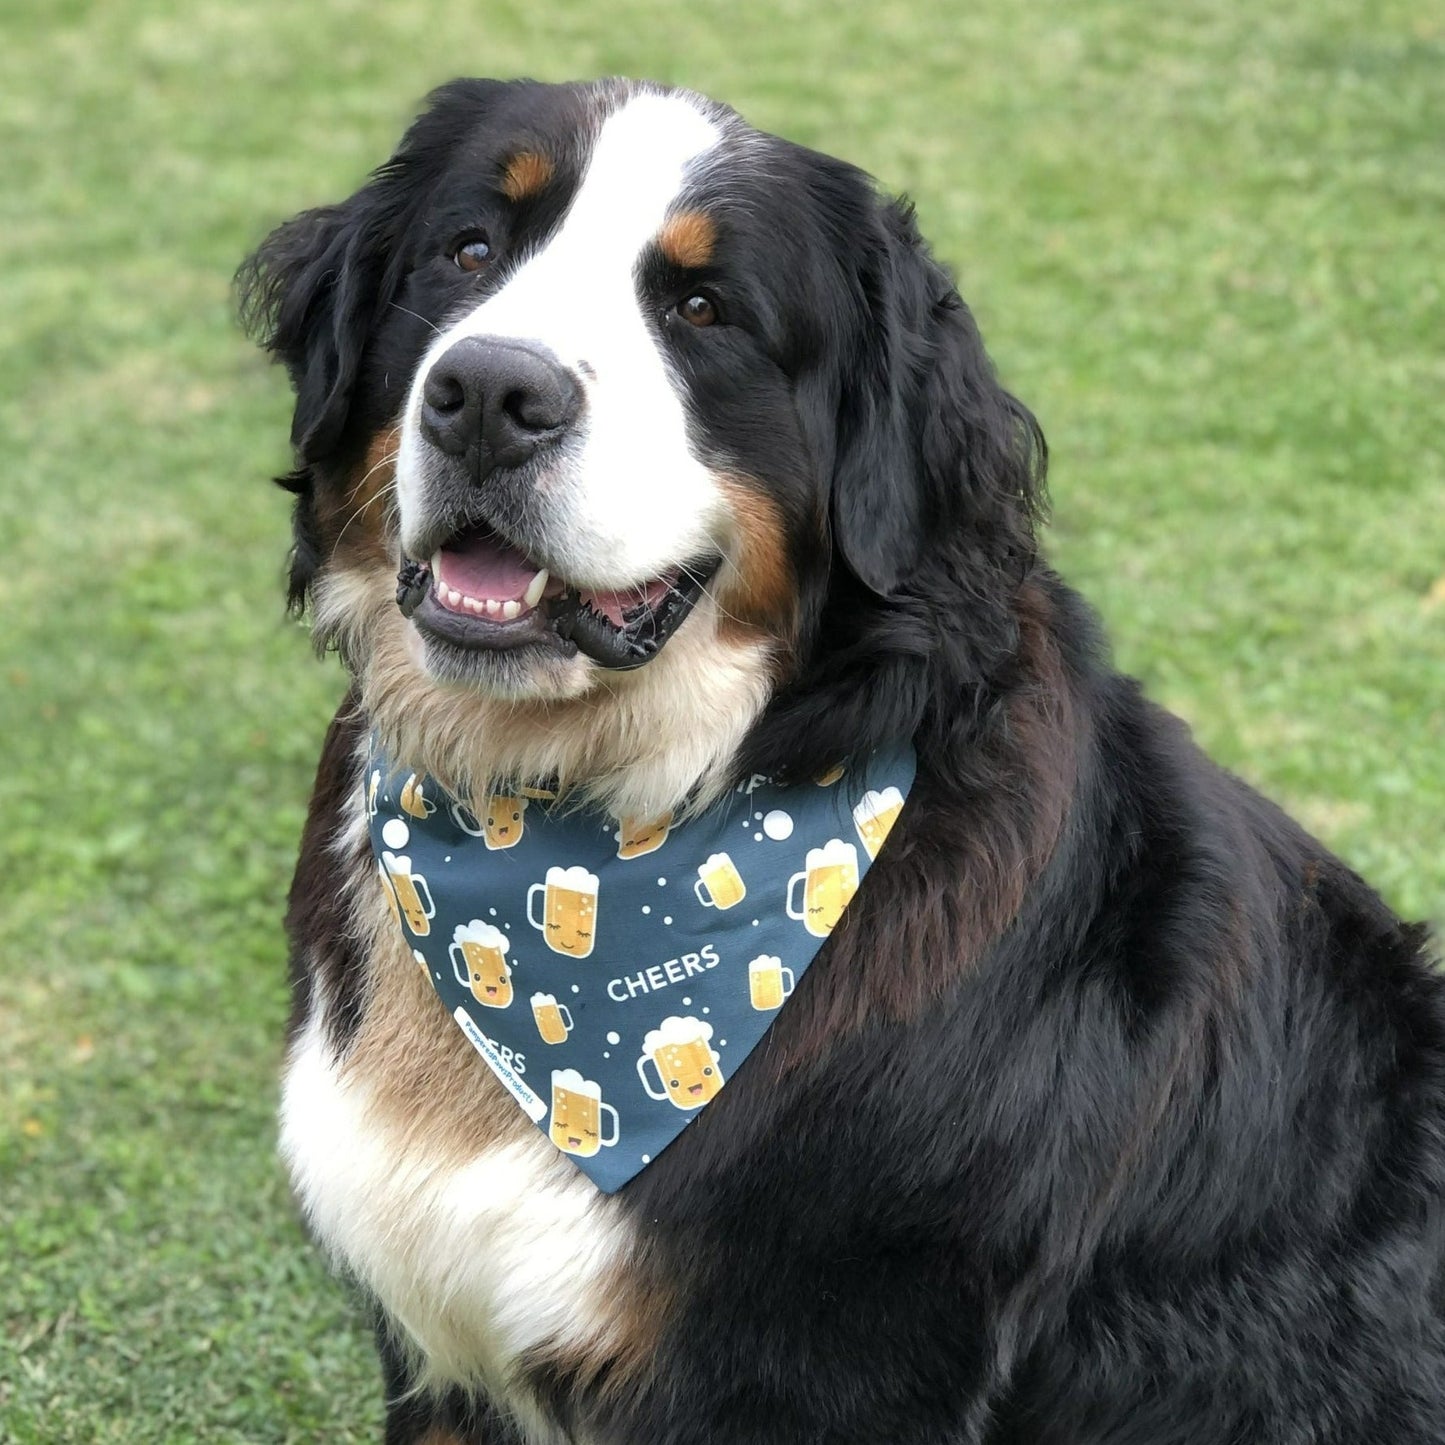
xmin=366 ymin=739 xmax=915 ymax=1191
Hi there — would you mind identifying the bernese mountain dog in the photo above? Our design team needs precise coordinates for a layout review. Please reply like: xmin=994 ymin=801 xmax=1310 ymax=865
xmin=238 ymin=78 xmax=1445 ymax=1444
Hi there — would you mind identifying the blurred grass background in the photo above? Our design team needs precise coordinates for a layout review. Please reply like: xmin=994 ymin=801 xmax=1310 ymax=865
xmin=1 ymin=0 xmax=1441 ymax=1438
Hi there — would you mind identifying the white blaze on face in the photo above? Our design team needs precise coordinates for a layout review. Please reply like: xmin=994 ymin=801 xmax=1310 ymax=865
xmin=398 ymin=89 xmax=729 ymax=588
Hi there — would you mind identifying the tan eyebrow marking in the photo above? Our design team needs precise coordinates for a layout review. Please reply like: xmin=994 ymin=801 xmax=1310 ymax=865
xmin=500 ymin=151 xmax=555 ymax=202
xmin=657 ymin=209 xmax=717 ymax=269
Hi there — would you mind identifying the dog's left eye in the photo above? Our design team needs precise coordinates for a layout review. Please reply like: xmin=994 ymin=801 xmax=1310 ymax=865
xmin=452 ymin=234 xmax=493 ymax=273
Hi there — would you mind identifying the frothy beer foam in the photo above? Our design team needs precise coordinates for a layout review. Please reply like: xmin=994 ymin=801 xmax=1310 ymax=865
xmin=804 ymin=837 xmax=857 ymax=872
xmin=381 ymin=850 xmax=413 ymax=875
xmin=748 ymin=954 xmax=782 ymax=974
xmin=853 ymin=787 xmax=904 ymax=823
xmin=531 ymin=991 xmax=559 ymax=1007
xmin=551 ymin=1067 xmax=601 ymax=1099
xmin=699 ymin=852 xmax=732 ymax=873
xmin=642 ymin=1015 xmax=714 ymax=1056
xmin=545 ymin=864 xmax=599 ymax=892
xmin=453 ymin=919 xmax=508 ymax=952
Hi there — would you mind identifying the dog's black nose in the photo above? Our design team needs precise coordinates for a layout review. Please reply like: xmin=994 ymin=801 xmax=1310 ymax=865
xmin=420 ymin=338 xmax=580 ymax=472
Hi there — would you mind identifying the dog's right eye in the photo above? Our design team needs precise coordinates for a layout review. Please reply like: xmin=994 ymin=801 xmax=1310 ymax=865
xmin=452 ymin=233 xmax=493 ymax=273
xmin=676 ymin=293 xmax=718 ymax=327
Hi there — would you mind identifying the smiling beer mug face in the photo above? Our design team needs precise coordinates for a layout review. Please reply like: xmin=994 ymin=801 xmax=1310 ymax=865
xmin=693 ymin=852 xmax=746 ymax=910
xmin=616 ymin=812 xmax=673 ymax=860
xmin=483 ymin=793 xmax=527 ymax=851
xmin=531 ymin=992 xmax=574 ymax=1045
xmin=449 ymin=920 xmax=511 ymax=1007
xmin=381 ymin=851 xmax=435 ymax=936
xmin=637 ymin=1017 xmax=724 ymax=1110
xmin=549 ymin=1070 xmax=619 ymax=1157
xmin=748 ymin=955 xmax=795 ymax=1011
xmin=526 ymin=865 xmax=599 ymax=957
xmin=852 ymin=786 xmax=905 ymax=860
xmin=786 ymin=838 xmax=859 ymax=938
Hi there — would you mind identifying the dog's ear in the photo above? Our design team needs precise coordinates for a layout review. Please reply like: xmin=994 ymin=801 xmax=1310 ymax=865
xmin=237 ymin=192 xmax=392 ymax=464
xmin=831 ymin=201 xmax=1046 ymax=595
xmin=237 ymin=80 xmax=513 ymax=465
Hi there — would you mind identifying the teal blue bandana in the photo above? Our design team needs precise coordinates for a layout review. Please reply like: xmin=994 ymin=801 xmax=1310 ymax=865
xmin=366 ymin=738 xmax=915 ymax=1191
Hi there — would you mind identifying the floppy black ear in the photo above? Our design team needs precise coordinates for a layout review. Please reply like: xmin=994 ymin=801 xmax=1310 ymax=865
xmin=831 ymin=201 xmax=1045 ymax=595
xmin=237 ymin=193 xmax=391 ymax=463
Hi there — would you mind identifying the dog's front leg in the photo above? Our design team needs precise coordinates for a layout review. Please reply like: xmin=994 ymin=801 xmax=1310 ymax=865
xmin=377 ymin=1323 xmax=524 ymax=1445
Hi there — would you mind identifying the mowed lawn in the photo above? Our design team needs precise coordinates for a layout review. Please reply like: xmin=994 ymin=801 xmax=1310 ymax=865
xmin=2 ymin=0 xmax=1441 ymax=1438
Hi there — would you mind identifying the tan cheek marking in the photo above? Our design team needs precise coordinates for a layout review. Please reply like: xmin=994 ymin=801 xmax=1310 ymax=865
xmin=657 ymin=209 xmax=716 ymax=269
xmin=320 ymin=424 xmax=400 ymax=571
xmin=716 ymin=478 xmax=798 ymax=641
xmin=502 ymin=151 xmax=555 ymax=202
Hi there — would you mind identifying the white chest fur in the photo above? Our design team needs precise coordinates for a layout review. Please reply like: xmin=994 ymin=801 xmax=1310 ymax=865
xmin=280 ymin=1014 xmax=634 ymax=1425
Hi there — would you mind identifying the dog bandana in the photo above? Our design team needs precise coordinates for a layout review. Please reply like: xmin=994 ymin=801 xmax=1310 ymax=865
xmin=366 ymin=738 xmax=915 ymax=1191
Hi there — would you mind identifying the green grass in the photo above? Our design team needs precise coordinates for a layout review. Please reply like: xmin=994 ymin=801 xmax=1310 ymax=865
xmin=2 ymin=0 xmax=1441 ymax=1437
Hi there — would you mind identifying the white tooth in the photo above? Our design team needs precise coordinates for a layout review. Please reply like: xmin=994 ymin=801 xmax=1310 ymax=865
xmin=430 ymin=552 xmax=442 ymax=576
xmin=485 ymin=599 xmax=501 ymax=616
xmin=464 ymin=596 xmax=483 ymax=614
xmin=523 ymin=569 xmax=549 ymax=609
xmin=446 ymin=586 xmax=463 ymax=607
xmin=501 ymin=600 xmax=522 ymax=620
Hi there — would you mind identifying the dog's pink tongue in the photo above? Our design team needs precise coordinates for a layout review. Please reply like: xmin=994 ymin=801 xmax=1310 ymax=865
xmin=434 ymin=532 xmax=539 ymax=602
xmin=581 ymin=575 xmax=677 ymax=625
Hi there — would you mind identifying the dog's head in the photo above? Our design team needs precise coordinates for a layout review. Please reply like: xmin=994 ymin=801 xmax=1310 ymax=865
xmin=239 ymin=79 xmax=1044 ymax=809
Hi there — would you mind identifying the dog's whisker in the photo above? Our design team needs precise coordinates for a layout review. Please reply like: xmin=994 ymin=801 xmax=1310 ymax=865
xmin=673 ymin=556 xmax=747 ymax=630
xmin=388 ymin=302 xmax=443 ymax=337
xmin=333 ymin=461 xmax=401 ymax=551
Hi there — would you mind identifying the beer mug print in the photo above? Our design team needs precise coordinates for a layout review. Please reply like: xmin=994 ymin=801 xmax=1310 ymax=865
xmin=482 ymin=793 xmax=528 ymax=850
xmin=377 ymin=859 xmax=402 ymax=927
xmin=449 ymin=920 xmax=512 ymax=1008
xmin=531 ymin=991 xmax=574 ymax=1045
xmin=694 ymin=852 xmax=746 ymax=910
xmin=448 ymin=799 xmax=484 ymax=836
xmin=853 ymin=786 xmax=905 ymax=860
xmin=616 ymin=811 xmax=673 ymax=860
xmin=814 ymin=763 xmax=846 ymax=787
xmin=786 ymin=838 xmax=859 ymax=938
xmin=748 ymin=954 xmax=796 ymax=1011
xmin=399 ymin=772 xmax=435 ymax=819
xmin=549 ymin=1069 xmax=619 ymax=1157
xmin=367 ymin=769 xmax=381 ymax=818
xmin=381 ymin=851 xmax=435 ymax=936
xmin=637 ymin=1016 xmax=724 ymax=1110
xmin=526 ymin=865 xmax=600 ymax=957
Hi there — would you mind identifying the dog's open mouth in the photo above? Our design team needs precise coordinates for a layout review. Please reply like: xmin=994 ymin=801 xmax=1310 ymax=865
xmin=396 ymin=525 xmax=718 ymax=671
